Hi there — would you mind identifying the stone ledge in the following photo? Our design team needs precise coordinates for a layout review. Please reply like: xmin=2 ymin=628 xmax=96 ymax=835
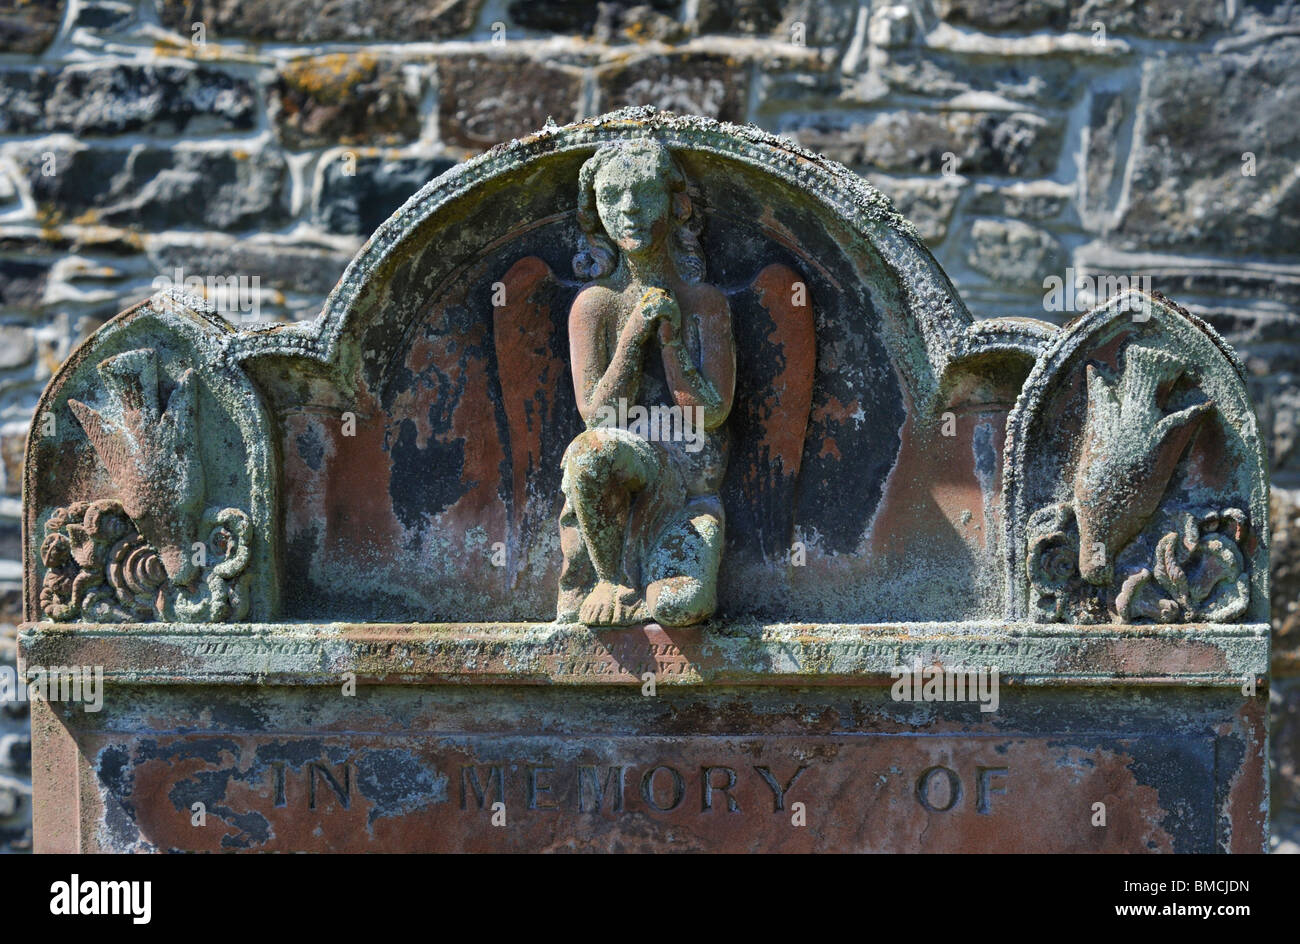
xmin=17 ymin=621 xmax=1270 ymax=687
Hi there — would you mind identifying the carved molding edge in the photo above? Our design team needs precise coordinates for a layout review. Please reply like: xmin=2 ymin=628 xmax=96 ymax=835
xmin=16 ymin=621 xmax=1271 ymax=688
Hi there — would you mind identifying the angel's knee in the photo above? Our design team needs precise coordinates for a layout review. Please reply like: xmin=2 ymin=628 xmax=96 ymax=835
xmin=562 ymin=428 xmax=653 ymax=492
xmin=563 ymin=428 xmax=616 ymax=475
xmin=644 ymin=511 xmax=723 ymax=626
xmin=646 ymin=575 xmax=715 ymax=626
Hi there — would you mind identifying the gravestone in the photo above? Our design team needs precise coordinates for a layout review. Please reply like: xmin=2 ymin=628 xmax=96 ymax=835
xmin=19 ymin=109 xmax=1269 ymax=852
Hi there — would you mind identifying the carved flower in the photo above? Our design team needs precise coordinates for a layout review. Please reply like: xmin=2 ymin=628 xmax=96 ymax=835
xmin=1115 ymin=509 xmax=1250 ymax=624
xmin=38 ymin=544 xmax=77 ymax=620
xmin=164 ymin=507 xmax=254 ymax=623
xmin=1027 ymin=502 xmax=1083 ymax=622
xmin=40 ymin=532 xmax=70 ymax=568
xmin=60 ymin=499 xmax=130 ymax=571
xmin=1030 ymin=531 xmax=1078 ymax=592
xmin=45 ymin=506 xmax=71 ymax=534
xmin=40 ymin=499 xmax=151 ymax=622
xmin=39 ymin=572 xmax=77 ymax=621
xmin=1116 ymin=568 xmax=1181 ymax=623
xmin=1155 ymin=528 xmax=1248 ymax=623
xmin=1200 ymin=508 xmax=1248 ymax=545
xmin=107 ymin=532 xmax=168 ymax=620
xmin=42 ymin=496 xmax=255 ymax=625
xmin=39 ymin=509 xmax=80 ymax=620
xmin=82 ymin=500 xmax=128 ymax=542
xmin=64 ymin=501 xmax=89 ymax=522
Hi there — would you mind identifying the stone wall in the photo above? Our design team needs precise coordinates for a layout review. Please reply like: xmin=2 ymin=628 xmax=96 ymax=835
xmin=0 ymin=0 xmax=1297 ymax=852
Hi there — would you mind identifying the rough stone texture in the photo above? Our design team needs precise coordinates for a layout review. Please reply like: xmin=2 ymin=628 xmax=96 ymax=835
xmin=1239 ymin=0 xmax=1300 ymax=29
xmin=0 ymin=63 xmax=258 ymax=136
xmin=936 ymin=0 xmax=1068 ymax=31
xmin=598 ymin=53 xmax=752 ymax=124
xmin=150 ymin=240 xmax=355 ymax=299
xmin=0 ymin=463 xmax=26 ymax=844
xmin=0 ymin=0 xmax=1294 ymax=853
xmin=71 ymin=1 xmax=134 ymax=31
xmin=876 ymin=49 xmax=1083 ymax=105
xmin=22 ymin=146 xmax=289 ymax=232
xmin=0 ymin=0 xmax=62 ymax=53
xmin=0 ymin=324 xmax=35 ymax=369
xmin=869 ymin=3 xmax=914 ymax=47
xmin=1080 ymin=88 xmax=1127 ymax=226
xmin=1067 ymin=0 xmax=1230 ymax=39
xmin=1274 ymin=675 xmax=1300 ymax=849
xmin=785 ymin=110 xmax=1063 ymax=177
xmin=594 ymin=2 xmax=692 ymax=43
xmin=966 ymin=219 xmax=1067 ymax=288
xmin=507 ymin=0 xmax=678 ymax=35
xmin=1275 ymin=488 xmax=1300 ymax=663
xmin=437 ymin=55 xmax=584 ymax=149
xmin=508 ymin=0 xmax=857 ymax=44
xmin=270 ymin=55 xmax=425 ymax=151
xmin=870 ymin=174 xmax=964 ymax=245
xmin=759 ymin=62 xmax=844 ymax=112
xmin=0 ymin=260 xmax=50 ymax=309
xmin=1 ymin=427 xmax=22 ymax=496
xmin=1117 ymin=39 xmax=1300 ymax=256
xmin=696 ymin=0 xmax=860 ymax=44
xmin=969 ymin=181 xmax=1072 ymax=221
xmin=156 ymin=0 xmax=484 ymax=43
xmin=313 ymin=154 xmax=457 ymax=236
xmin=937 ymin=0 xmax=1230 ymax=37
xmin=0 ymin=607 xmax=30 ymax=852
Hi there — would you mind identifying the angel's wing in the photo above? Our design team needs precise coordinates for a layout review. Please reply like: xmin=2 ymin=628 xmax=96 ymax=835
xmin=491 ymin=256 xmax=578 ymax=584
xmin=722 ymin=263 xmax=816 ymax=562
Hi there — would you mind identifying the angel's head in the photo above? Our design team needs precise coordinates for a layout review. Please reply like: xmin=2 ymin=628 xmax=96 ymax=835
xmin=574 ymin=139 xmax=704 ymax=282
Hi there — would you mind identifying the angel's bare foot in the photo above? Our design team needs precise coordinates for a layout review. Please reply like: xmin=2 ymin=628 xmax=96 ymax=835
xmin=579 ymin=581 xmax=644 ymax=626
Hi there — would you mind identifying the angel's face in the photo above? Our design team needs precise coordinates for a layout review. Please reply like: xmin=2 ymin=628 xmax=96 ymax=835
xmin=594 ymin=156 xmax=671 ymax=256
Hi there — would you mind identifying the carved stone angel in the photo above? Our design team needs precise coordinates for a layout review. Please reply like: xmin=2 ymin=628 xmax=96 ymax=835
xmin=556 ymin=140 xmax=736 ymax=627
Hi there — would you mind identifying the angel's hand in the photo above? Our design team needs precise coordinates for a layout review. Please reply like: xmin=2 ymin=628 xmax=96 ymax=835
xmin=635 ymin=287 xmax=681 ymax=340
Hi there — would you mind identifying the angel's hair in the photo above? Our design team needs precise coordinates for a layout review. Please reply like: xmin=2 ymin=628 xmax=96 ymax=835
xmin=573 ymin=139 xmax=705 ymax=283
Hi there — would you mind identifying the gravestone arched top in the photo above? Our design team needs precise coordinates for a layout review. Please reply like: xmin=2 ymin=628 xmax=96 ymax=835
xmin=14 ymin=110 xmax=1276 ymax=857
xmin=20 ymin=109 xmax=1266 ymax=631
xmin=228 ymin=107 xmax=977 ymax=417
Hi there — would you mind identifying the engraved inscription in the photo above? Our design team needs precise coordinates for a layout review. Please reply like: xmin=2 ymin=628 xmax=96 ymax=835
xmin=87 ymin=731 xmax=1216 ymax=851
